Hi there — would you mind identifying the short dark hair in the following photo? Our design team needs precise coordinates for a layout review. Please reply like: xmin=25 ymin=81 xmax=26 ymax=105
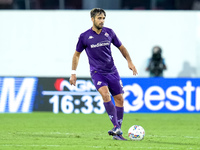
xmin=90 ymin=8 xmax=106 ymax=18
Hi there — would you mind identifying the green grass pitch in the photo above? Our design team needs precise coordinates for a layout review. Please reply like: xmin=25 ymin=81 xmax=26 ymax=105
xmin=0 ymin=113 xmax=200 ymax=150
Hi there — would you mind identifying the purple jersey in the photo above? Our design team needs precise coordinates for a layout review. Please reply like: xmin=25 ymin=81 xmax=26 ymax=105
xmin=76 ymin=27 xmax=122 ymax=74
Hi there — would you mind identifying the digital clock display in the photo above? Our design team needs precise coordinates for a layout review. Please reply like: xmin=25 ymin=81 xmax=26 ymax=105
xmin=34 ymin=78 xmax=105 ymax=114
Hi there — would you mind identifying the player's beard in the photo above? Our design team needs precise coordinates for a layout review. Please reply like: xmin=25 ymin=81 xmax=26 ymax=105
xmin=94 ymin=20 xmax=103 ymax=30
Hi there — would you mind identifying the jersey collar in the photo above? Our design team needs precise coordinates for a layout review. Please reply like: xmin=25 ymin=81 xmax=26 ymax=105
xmin=90 ymin=27 xmax=106 ymax=35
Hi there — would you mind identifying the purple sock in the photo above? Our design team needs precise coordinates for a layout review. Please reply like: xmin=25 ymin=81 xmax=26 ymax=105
xmin=115 ymin=106 xmax=124 ymax=128
xmin=104 ymin=101 xmax=119 ymax=128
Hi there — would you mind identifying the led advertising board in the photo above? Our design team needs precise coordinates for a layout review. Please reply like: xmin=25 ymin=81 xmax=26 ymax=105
xmin=0 ymin=77 xmax=199 ymax=113
xmin=122 ymin=78 xmax=200 ymax=113
xmin=0 ymin=77 xmax=38 ymax=113
xmin=34 ymin=77 xmax=200 ymax=113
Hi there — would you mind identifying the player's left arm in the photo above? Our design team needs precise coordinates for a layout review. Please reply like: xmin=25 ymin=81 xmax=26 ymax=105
xmin=118 ymin=45 xmax=138 ymax=76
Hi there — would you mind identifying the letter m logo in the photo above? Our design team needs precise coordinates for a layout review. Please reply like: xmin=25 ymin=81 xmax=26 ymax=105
xmin=0 ymin=77 xmax=38 ymax=113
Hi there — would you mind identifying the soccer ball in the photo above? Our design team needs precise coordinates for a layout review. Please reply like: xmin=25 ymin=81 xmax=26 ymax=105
xmin=128 ymin=125 xmax=145 ymax=141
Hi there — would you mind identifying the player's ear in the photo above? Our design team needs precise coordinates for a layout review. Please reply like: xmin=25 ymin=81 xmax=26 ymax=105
xmin=91 ymin=17 xmax=94 ymax=22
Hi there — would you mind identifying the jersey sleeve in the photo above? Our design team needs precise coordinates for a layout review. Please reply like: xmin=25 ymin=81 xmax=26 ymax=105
xmin=76 ymin=34 xmax=85 ymax=52
xmin=111 ymin=29 xmax=122 ymax=48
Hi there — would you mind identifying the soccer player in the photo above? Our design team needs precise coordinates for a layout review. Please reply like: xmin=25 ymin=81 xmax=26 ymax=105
xmin=69 ymin=8 xmax=138 ymax=140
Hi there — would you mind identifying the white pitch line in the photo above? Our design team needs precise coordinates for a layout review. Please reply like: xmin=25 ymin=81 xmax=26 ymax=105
xmin=88 ymin=146 xmax=200 ymax=150
xmin=184 ymin=136 xmax=200 ymax=139
xmin=88 ymin=146 xmax=180 ymax=149
xmin=1 ymin=144 xmax=60 ymax=147
xmin=148 ymin=135 xmax=200 ymax=139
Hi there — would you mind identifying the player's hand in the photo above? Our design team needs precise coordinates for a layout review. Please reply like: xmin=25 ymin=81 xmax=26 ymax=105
xmin=128 ymin=62 xmax=138 ymax=76
xmin=69 ymin=74 xmax=77 ymax=86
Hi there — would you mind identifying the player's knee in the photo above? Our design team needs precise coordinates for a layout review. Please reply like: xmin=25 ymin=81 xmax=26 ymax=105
xmin=116 ymin=99 xmax=124 ymax=106
xmin=101 ymin=92 xmax=111 ymax=102
xmin=114 ymin=95 xmax=124 ymax=106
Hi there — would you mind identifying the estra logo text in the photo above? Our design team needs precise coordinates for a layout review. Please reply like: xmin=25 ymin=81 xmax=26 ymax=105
xmin=123 ymin=80 xmax=200 ymax=112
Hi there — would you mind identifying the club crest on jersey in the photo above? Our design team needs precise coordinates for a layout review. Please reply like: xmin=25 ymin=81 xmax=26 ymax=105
xmin=97 ymin=81 xmax=102 ymax=85
xmin=104 ymin=32 xmax=109 ymax=37
xmin=88 ymin=36 xmax=94 ymax=39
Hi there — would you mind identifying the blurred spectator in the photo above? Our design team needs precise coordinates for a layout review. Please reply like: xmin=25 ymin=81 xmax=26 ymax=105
xmin=0 ymin=0 xmax=13 ymax=9
xmin=37 ymin=0 xmax=59 ymax=9
xmin=0 ymin=0 xmax=12 ymax=4
xmin=178 ymin=61 xmax=196 ymax=77
xmin=175 ymin=0 xmax=194 ymax=10
xmin=146 ymin=46 xmax=167 ymax=77
xmin=122 ymin=0 xmax=150 ymax=10
xmin=192 ymin=0 xmax=200 ymax=10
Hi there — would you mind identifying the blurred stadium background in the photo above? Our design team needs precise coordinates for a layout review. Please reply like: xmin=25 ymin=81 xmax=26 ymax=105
xmin=0 ymin=0 xmax=200 ymax=114
xmin=0 ymin=0 xmax=199 ymax=10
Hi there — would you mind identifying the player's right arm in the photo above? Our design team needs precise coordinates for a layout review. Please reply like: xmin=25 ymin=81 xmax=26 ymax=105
xmin=69 ymin=51 xmax=81 ymax=86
